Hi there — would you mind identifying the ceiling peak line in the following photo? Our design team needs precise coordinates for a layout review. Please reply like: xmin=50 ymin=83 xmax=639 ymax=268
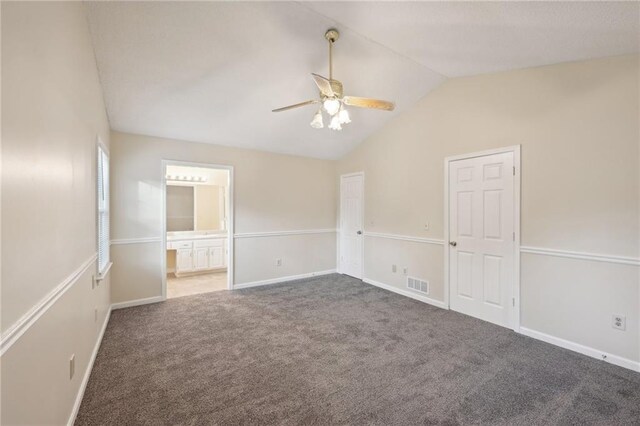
xmin=294 ymin=1 xmax=448 ymax=80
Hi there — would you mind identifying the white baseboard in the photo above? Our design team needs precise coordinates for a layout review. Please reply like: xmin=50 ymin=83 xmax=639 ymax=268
xmin=362 ymin=278 xmax=448 ymax=310
xmin=233 ymin=270 xmax=336 ymax=290
xmin=111 ymin=296 xmax=164 ymax=310
xmin=519 ymin=327 xmax=640 ymax=373
xmin=67 ymin=306 xmax=112 ymax=426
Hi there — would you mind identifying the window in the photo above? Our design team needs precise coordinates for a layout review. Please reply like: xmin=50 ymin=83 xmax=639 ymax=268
xmin=97 ymin=145 xmax=110 ymax=273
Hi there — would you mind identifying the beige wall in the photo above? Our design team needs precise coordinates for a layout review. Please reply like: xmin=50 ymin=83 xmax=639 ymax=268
xmin=1 ymin=9 xmax=637 ymax=426
xmin=110 ymin=131 xmax=337 ymax=303
xmin=338 ymin=55 xmax=639 ymax=363
xmin=1 ymin=2 xmax=112 ymax=424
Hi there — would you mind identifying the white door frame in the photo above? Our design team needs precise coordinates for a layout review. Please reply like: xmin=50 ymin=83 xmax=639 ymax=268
xmin=443 ymin=145 xmax=521 ymax=331
xmin=338 ymin=172 xmax=365 ymax=279
xmin=161 ymin=160 xmax=235 ymax=299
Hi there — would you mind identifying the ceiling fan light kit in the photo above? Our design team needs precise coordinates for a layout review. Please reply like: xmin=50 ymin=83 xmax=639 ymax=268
xmin=272 ymin=28 xmax=395 ymax=131
xmin=310 ymin=109 xmax=324 ymax=129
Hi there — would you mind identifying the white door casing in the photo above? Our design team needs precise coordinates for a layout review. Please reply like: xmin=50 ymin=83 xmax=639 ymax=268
xmin=161 ymin=160 xmax=234 ymax=298
xmin=340 ymin=173 xmax=364 ymax=279
xmin=448 ymin=149 xmax=517 ymax=329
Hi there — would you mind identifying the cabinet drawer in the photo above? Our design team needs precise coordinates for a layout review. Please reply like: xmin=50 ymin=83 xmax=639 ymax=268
xmin=168 ymin=241 xmax=193 ymax=250
xmin=194 ymin=238 xmax=225 ymax=248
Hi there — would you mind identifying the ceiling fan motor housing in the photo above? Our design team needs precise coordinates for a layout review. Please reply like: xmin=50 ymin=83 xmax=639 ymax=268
xmin=272 ymin=27 xmax=394 ymax=115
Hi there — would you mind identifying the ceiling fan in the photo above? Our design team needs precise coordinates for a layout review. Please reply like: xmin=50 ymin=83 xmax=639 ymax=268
xmin=272 ymin=29 xmax=395 ymax=131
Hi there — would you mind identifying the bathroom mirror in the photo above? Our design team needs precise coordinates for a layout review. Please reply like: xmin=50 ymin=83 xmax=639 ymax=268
xmin=166 ymin=183 xmax=226 ymax=232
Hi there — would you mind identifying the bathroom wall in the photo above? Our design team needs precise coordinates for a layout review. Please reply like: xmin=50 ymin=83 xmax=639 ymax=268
xmin=195 ymin=185 xmax=224 ymax=231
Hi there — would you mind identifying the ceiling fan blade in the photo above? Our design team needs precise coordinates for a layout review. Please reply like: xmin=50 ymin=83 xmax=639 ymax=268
xmin=311 ymin=73 xmax=334 ymax=97
xmin=343 ymin=96 xmax=395 ymax=111
xmin=272 ymin=99 xmax=318 ymax=112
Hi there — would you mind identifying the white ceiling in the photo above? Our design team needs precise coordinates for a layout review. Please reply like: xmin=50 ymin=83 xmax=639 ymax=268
xmin=304 ymin=1 xmax=640 ymax=77
xmin=85 ymin=2 xmax=639 ymax=159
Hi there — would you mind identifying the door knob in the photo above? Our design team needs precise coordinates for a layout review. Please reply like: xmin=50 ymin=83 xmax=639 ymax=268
xmin=357 ymin=230 xmax=362 ymax=235
xmin=449 ymin=241 xmax=457 ymax=247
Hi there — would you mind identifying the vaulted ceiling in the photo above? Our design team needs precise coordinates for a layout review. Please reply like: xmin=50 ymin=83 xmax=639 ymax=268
xmin=85 ymin=2 xmax=639 ymax=159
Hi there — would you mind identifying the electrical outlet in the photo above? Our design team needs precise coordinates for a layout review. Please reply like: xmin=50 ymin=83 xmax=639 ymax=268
xmin=424 ymin=222 xmax=430 ymax=231
xmin=69 ymin=354 xmax=75 ymax=380
xmin=612 ymin=314 xmax=626 ymax=331
xmin=276 ymin=259 xmax=282 ymax=267
xmin=403 ymin=267 xmax=408 ymax=276
xmin=391 ymin=264 xmax=397 ymax=273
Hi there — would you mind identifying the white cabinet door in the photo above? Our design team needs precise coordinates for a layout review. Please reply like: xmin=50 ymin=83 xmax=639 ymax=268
xmin=194 ymin=247 xmax=209 ymax=271
xmin=176 ymin=248 xmax=193 ymax=273
xmin=208 ymin=246 xmax=224 ymax=269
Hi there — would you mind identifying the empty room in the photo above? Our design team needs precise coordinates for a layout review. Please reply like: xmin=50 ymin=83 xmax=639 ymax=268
xmin=1 ymin=1 xmax=639 ymax=425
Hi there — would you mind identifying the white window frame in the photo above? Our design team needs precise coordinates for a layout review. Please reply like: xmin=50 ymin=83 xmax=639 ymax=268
xmin=97 ymin=140 xmax=111 ymax=276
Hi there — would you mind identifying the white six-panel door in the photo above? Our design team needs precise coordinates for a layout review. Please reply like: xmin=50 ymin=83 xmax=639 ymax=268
xmin=449 ymin=151 xmax=515 ymax=328
xmin=340 ymin=174 xmax=364 ymax=279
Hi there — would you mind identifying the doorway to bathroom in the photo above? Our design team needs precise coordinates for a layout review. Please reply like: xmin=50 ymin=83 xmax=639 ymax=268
xmin=161 ymin=161 xmax=233 ymax=299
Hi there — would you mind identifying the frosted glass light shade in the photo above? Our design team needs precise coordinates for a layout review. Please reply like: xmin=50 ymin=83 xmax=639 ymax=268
xmin=338 ymin=107 xmax=351 ymax=124
xmin=323 ymin=98 xmax=341 ymax=116
xmin=310 ymin=110 xmax=324 ymax=129
xmin=328 ymin=115 xmax=342 ymax=131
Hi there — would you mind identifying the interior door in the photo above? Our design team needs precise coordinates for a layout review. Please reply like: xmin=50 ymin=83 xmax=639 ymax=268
xmin=340 ymin=174 xmax=363 ymax=279
xmin=449 ymin=151 xmax=515 ymax=328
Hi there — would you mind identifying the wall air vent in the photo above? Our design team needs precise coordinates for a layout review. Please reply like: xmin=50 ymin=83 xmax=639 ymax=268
xmin=407 ymin=277 xmax=429 ymax=294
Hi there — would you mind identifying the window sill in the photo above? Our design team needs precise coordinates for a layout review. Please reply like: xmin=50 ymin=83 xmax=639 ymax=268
xmin=97 ymin=261 xmax=113 ymax=282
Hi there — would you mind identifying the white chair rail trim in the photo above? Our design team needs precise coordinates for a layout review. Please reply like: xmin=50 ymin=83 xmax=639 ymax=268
xmin=520 ymin=246 xmax=639 ymax=266
xmin=234 ymin=229 xmax=337 ymax=239
xmin=112 ymin=230 xmax=338 ymax=244
xmin=111 ymin=237 xmax=163 ymax=245
xmin=363 ymin=232 xmax=445 ymax=246
xmin=362 ymin=232 xmax=638 ymax=266
xmin=0 ymin=253 xmax=98 ymax=356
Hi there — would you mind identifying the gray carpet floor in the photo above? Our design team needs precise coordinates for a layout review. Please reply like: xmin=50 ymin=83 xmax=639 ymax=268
xmin=76 ymin=274 xmax=640 ymax=425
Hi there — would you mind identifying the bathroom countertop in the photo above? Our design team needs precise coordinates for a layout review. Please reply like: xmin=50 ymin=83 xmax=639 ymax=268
xmin=167 ymin=232 xmax=227 ymax=242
